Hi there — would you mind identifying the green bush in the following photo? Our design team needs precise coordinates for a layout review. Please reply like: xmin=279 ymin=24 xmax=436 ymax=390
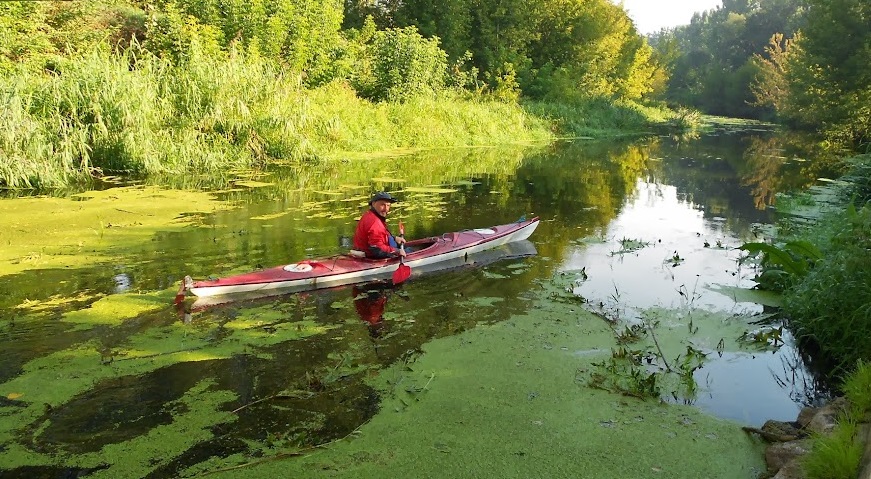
xmin=355 ymin=26 xmax=448 ymax=102
xmin=738 ymin=240 xmax=823 ymax=291
xmin=143 ymin=3 xmax=223 ymax=66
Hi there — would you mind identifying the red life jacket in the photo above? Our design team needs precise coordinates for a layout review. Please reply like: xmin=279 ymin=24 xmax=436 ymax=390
xmin=353 ymin=209 xmax=397 ymax=259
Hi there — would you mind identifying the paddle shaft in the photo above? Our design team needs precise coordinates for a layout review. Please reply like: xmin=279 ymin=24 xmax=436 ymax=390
xmin=392 ymin=221 xmax=411 ymax=284
xmin=398 ymin=220 xmax=406 ymax=258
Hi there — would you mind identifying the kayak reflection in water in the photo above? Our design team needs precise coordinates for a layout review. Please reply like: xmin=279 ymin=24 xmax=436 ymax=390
xmin=352 ymin=284 xmax=395 ymax=338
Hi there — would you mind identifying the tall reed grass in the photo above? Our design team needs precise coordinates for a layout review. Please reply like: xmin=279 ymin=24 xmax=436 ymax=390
xmin=1 ymin=40 xmax=675 ymax=190
xmin=1 ymin=44 xmax=560 ymax=189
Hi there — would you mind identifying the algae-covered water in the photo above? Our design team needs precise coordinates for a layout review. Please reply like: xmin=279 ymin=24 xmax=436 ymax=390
xmin=0 ymin=127 xmax=842 ymax=477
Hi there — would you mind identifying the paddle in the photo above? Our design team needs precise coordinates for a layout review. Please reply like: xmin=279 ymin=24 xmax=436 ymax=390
xmin=392 ymin=221 xmax=411 ymax=285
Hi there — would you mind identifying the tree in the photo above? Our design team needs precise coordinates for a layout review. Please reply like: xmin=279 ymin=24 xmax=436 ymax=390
xmin=750 ymin=33 xmax=794 ymax=116
xmin=784 ymin=0 xmax=871 ymax=144
xmin=166 ymin=0 xmax=344 ymax=82
xmin=663 ymin=0 xmax=808 ymax=118
xmin=391 ymin=0 xmax=659 ymax=103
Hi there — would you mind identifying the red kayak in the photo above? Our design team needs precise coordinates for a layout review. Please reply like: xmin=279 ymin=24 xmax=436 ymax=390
xmin=183 ymin=217 xmax=539 ymax=299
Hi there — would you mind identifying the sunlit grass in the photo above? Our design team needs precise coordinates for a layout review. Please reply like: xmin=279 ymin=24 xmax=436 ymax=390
xmin=1 ymin=40 xmax=680 ymax=190
xmin=0 ymin=45 xmax=554 ymax=189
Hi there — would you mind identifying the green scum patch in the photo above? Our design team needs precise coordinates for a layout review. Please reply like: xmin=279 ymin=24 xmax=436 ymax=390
xmin=0 ymin=287 xmax=334 ymax=475
xmin=69 ymin=379 xmax=238 ymax=479
xmin=0 ymin=186 xmax=234 ymax=278
xmin=197 ymin=294 xmax=765 ymax=479
xmin=60 ymin=289 xmax=177 ymax=331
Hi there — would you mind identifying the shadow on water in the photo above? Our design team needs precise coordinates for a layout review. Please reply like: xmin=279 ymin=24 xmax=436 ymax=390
xmin=0 ymin=126 xmax=846 ymax=477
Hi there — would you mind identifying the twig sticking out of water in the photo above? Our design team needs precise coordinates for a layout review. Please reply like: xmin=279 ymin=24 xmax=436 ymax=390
xmin=645 ymin=321 xmax=672 ymax=372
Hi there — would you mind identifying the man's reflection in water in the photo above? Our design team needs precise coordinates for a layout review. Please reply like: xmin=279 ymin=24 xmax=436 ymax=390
xmin=352 ymin=284 xmax=393 ymax=338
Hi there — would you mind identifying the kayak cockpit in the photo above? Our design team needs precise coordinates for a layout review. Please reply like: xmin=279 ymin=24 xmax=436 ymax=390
xmin=345 ymin=238 xmax=440 ymax=260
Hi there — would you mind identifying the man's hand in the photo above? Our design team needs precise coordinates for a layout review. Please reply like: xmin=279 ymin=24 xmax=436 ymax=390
xmin=397 ymin=248 xmax=407 ymax=258
xmin=395 ymin=236 xmax=406 ymax=246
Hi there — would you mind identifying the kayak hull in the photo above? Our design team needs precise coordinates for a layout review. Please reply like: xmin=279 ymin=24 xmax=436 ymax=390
xmin=186 ymin=217 xmax=539 ymax=298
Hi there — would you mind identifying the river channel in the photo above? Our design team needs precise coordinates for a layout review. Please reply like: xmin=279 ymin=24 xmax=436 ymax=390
xmin=0 ymin=123 xmax=843 ymax=477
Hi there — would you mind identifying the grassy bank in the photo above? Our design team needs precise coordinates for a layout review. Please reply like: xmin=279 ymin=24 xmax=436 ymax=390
xmin=755 ymin=154 xmax=871 ymax=375
xmin=802 ymin=361 xmax=871 ymax=478
xmin=0 ymin=44 xmax=679 ymax=190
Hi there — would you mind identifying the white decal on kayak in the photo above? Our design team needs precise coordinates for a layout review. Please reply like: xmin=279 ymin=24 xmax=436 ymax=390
xmin=473 ymin=228 xmax=496 ymax=235
xmin=284 ymin=263 xmax=314 ymax=273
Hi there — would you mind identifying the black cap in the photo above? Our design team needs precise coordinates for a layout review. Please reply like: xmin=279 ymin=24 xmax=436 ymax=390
xmin=369 ymin=191 xmax=398 ymax=204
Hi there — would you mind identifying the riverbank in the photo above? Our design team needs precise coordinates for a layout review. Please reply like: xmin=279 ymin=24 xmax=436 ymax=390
xmin=0 ymin=45 xmax=680 ymax=190
xmin=737 ymin=153 xmax=871 ymax=478
xmin=752 ymin=154 xmax=871 ymax=376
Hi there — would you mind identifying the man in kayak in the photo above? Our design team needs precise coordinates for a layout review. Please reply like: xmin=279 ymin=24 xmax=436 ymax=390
xmin=353 ymin=191 xmax=407 ymax=259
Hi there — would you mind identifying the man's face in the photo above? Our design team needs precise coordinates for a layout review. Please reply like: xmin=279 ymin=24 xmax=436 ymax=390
xmin=371 ymin=199 xmax=392 ymax=216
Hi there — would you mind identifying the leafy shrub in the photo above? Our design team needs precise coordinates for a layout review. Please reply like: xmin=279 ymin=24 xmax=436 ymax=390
xmin=354 ymin=26 xmax=448 ymax=102
xmin=143 ymin=3 xmax=223 ymax=65
xmin=486 ymin=62 xmax=521 ymax=103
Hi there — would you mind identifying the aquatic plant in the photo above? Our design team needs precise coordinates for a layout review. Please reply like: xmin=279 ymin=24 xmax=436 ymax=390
xmin=667 ymin=107 xmax=702 ymax=131
xmin=665 ymin=250 xmax=685 ymax=267
xmin=739 ymin=326 xmax=784 ymax=349
xmin=610 ymin=237 xmax=650 ymax=256
xmin=586 ymin=347 xmax=661 ymax=399
xmin=738 ymin=240 xmax=822 ymax=291
xmin=583 ymin=311 xmax=708 ymax=403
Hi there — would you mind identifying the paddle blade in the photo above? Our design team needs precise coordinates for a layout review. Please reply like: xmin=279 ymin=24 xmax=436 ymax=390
xmin=392 ymin=263 xmax=411 ymax=285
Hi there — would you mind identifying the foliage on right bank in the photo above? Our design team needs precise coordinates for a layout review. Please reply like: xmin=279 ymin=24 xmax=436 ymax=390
xmin=741 ymin=155 xmax=871 ymax=374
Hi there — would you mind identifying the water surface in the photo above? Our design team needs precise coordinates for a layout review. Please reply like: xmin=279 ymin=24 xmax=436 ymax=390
xmin=0 ymin=126 xmax=840 ymax=476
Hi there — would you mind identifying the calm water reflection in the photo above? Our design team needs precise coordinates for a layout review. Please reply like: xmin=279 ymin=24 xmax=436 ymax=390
xmin=0 ymin=126 xmax=843 ymax=475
